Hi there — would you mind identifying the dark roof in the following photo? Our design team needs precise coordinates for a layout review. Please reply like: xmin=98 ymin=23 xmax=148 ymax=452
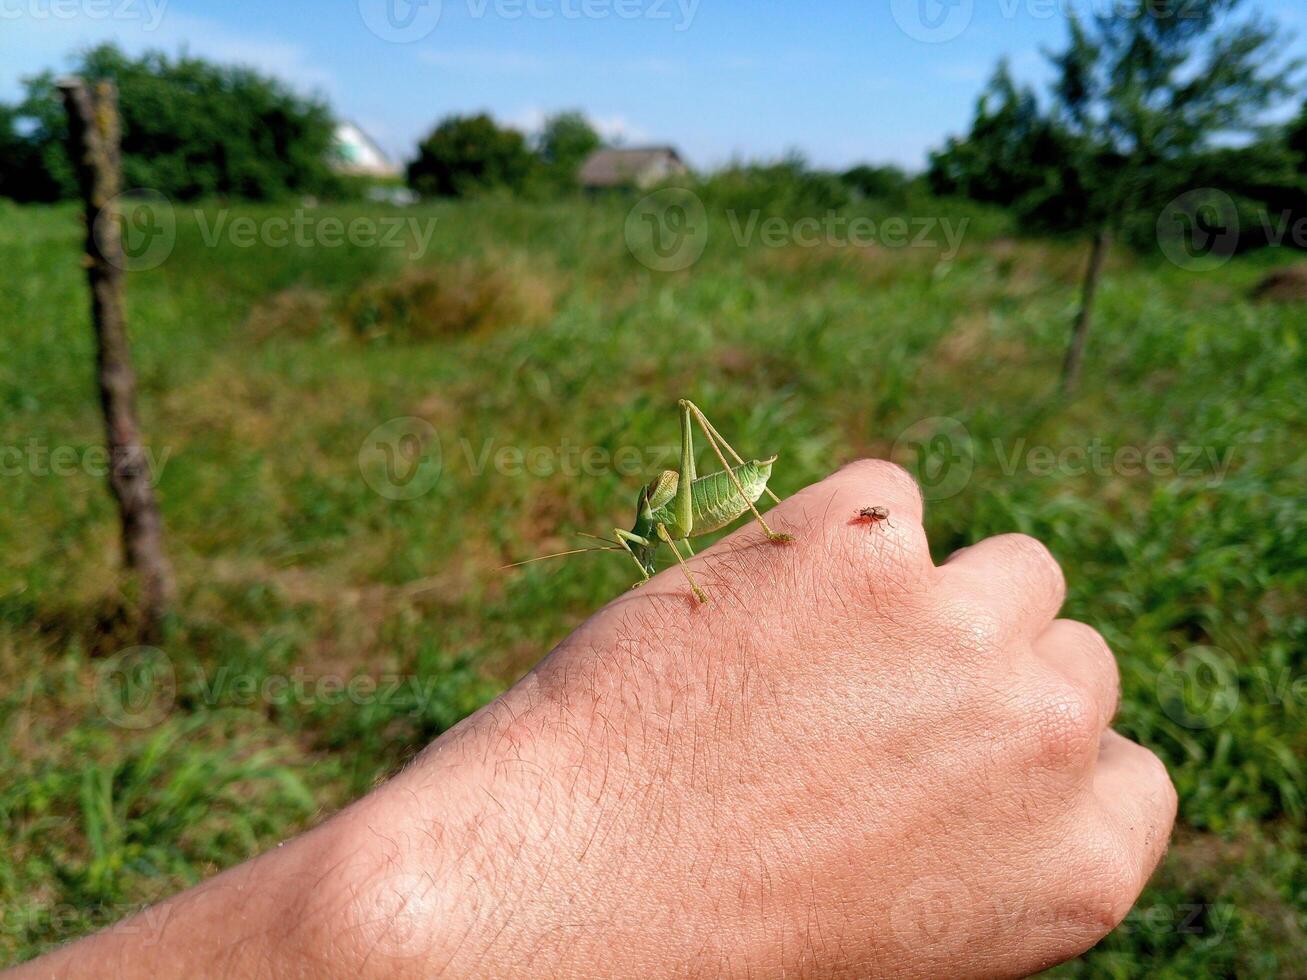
xmin=578 ymin=146 xmax=686 ymax=187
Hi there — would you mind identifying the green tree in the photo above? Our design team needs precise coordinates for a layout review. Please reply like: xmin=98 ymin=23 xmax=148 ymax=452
xmin=407 ymin=114 xmax=535 ymax=197
xmin=537 ymin=111 xmax=600 ymax=189
xmin=0 ymin=44 xmax=340 ymax=202
xmin=1048 ymin=2 xmax=1297 ymax=390
xmin=927 ymin=60 xmax=1076 ymax=222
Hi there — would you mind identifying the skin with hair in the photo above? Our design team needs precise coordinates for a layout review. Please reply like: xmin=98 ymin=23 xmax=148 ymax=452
xmin=11 ymin=461 xmax=1177 ymax=979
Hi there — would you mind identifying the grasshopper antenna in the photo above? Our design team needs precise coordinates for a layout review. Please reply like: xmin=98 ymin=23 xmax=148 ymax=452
xmin=501 ymin=545 xmax=622 ymax=570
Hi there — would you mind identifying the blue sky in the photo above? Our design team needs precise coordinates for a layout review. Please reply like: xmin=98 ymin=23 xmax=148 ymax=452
xmin=2 ymin=0 xmax=1304 ymax=170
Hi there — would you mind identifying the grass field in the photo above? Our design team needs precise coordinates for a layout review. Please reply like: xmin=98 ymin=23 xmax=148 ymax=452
xmin=1 ymin=190 xmax=1304 ymax=974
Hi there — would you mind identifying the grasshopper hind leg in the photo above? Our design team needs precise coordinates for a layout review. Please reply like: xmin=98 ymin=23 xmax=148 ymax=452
xmin=679 ymin=399 xmax=793 ymax=543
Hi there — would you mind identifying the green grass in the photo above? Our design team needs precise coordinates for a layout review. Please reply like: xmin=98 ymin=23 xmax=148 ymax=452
xmin=0 ymin=193 xmax=1303 ymax=972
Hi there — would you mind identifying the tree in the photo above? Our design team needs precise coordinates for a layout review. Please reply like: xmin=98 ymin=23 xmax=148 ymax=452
xmin=927 ymin=60 xmax=1075 ymax=221
xmin=1047 ymin=2 xmax=1297 ymax=390
xmin=537 ymin=111 xmax=600 ymax=188
xmin=407 ymin=114 xmax=536 ymax=197
xmin=0 ymin=44 xmax=341 ymax=202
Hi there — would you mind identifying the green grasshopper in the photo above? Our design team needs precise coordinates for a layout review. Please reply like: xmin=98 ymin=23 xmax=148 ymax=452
xmin=509 ymin=400 xmax=791 ymax=602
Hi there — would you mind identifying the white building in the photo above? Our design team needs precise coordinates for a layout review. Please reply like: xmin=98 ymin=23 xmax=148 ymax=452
xmin=332 ymin=122 xmax=401 ymax=178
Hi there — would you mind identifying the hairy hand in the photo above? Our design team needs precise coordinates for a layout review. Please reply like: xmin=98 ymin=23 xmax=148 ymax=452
xmin=15 ymin=461 xmax=1175 ymax=980
xmin=336 ymin=460 xmax=1177 ymax=978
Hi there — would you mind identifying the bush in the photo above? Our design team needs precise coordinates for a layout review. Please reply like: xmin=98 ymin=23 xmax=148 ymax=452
xmin=407 ymin=114 xmax=536 ymax=198
xmin=695 ymin=155 xmax=852 ymax=216
xmin=342 ymin=257 xmax=554 ymax=342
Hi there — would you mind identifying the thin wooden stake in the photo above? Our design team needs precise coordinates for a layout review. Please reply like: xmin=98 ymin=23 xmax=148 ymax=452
xmin=58 ymin=77 xmax=175 ymax=634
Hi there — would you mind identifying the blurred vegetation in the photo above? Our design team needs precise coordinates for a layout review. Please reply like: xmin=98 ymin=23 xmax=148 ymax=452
xmin=0 ymin=188 xmax=1303 ymax=971
xmin=0 ymin=44 xmax=342 ymax=203
xmin=929 ymin=3 xmax=1307 ymax=253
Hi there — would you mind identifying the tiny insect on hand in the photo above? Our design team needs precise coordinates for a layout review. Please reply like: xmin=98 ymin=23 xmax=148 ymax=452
xmin=507 ymin=400 xmax=793 ymax=603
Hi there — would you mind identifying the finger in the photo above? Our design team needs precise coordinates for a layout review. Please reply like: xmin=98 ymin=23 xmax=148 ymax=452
xmin=938 ymin=533 xmax=1066 ymax=639
xmin=1033 ymin=620 xmax=1120 ymax=730
xmin=1092 ymin=731 xmax=1178 ymax=893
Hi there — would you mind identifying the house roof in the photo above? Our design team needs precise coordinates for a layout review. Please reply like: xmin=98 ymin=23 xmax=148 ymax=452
xmin=332 ymin=122 xmax=399 ymax=177
xmin=578 ymin=146 xmax=686 ymax=187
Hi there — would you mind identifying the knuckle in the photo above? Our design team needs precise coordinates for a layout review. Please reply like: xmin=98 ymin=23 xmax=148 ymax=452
xmin=933 ymin=596 xmax=1008 ymax=660
xmin=1025 ymin=680 xmax=1101 ymax=769
xmin=1066 ymin=829 xmax=1140 ymax=936
xmin=1136 ymin=745 xmax=1179 ymax=817
xmin=995 ymin=532 xmax=1065 ymax=593
xmin=838 ymin=458 xmax=923 ymax=508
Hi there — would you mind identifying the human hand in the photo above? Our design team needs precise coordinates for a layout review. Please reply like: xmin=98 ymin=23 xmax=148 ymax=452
xmin=12 ymin=461 xmax=1176 ymax=979
xmin=333 ymin=460 xmax=1177 ymax=977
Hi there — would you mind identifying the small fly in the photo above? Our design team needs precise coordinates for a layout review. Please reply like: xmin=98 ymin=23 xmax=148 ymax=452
xmin=854 ymin=506 xmax=893 ymax=529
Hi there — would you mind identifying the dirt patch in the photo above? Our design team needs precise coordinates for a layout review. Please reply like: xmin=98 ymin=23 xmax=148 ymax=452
xmin=241 ymin=286 xmax=333 ymax=343
xmin=1252 ymin=264 xmax=1307 ymax=303
xmin=342 ymin=255 xmax=556 ymax=343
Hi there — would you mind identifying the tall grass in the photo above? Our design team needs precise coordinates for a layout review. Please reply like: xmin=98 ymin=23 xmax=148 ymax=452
xmin=0 ymin=193 xmax=1303 ymax=970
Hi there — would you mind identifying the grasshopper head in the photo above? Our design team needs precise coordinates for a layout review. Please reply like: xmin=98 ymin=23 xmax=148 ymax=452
xmin=628 ymin=484 xmax=662 ymax=576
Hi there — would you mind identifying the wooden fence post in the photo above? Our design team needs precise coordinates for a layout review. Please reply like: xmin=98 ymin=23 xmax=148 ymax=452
xmin=58 ymin=77 xmax=175 ymax=635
